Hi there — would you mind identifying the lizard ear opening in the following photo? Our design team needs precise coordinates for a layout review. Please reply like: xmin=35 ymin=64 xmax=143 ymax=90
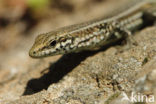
xmin=50 ymin=40 xmax=57 ymax=47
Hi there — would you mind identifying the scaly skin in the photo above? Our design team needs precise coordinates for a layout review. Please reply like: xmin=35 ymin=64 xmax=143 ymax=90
xmin=29 ymin=0 xmax=156 ymax=58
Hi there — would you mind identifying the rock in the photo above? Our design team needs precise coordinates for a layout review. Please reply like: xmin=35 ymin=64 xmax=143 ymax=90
xmin=0 ymin=0 xmax=156 ymax=104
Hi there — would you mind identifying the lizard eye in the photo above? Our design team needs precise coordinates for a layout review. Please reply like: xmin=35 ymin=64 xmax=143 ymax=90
xmin=50 ymin=40 xmax=57 ymax=46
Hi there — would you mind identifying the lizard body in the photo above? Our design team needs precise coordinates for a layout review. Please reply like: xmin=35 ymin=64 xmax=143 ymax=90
xmin=29 ymin=0 xmax=156 ymax=58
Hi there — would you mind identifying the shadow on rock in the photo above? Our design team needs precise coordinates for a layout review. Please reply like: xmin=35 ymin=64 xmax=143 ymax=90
xmin=23 ymin=39 xmax=123 ymax=95
xmin=23 ymin=51 xmax=98 ymax=95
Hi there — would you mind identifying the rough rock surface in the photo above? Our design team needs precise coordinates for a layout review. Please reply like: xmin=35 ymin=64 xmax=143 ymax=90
xmin=0 ymin=0 xmax=156 ymax=104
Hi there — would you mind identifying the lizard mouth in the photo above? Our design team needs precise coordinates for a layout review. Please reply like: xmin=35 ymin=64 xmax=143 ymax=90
xmin=29 ymin=48 xmax=58 ymax=58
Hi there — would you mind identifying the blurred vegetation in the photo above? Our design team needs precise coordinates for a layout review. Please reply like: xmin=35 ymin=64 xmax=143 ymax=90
xmin=27 ymin=0 xmax=50 ymax=10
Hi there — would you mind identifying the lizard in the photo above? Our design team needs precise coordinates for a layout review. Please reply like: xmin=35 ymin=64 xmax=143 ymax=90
xmin=29 ymin=0 xmax=156 ymax=58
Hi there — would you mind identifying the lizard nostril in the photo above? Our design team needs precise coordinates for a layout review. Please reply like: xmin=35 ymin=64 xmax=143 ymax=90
xmin=29 ymin=49 xmax=37 ymax=57
xmin=33 ymin=51 xmax=36 ymax=54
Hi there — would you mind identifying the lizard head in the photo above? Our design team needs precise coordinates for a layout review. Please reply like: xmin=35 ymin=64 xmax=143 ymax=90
xmin=29 ymin=31 xmax=73 ymax=58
